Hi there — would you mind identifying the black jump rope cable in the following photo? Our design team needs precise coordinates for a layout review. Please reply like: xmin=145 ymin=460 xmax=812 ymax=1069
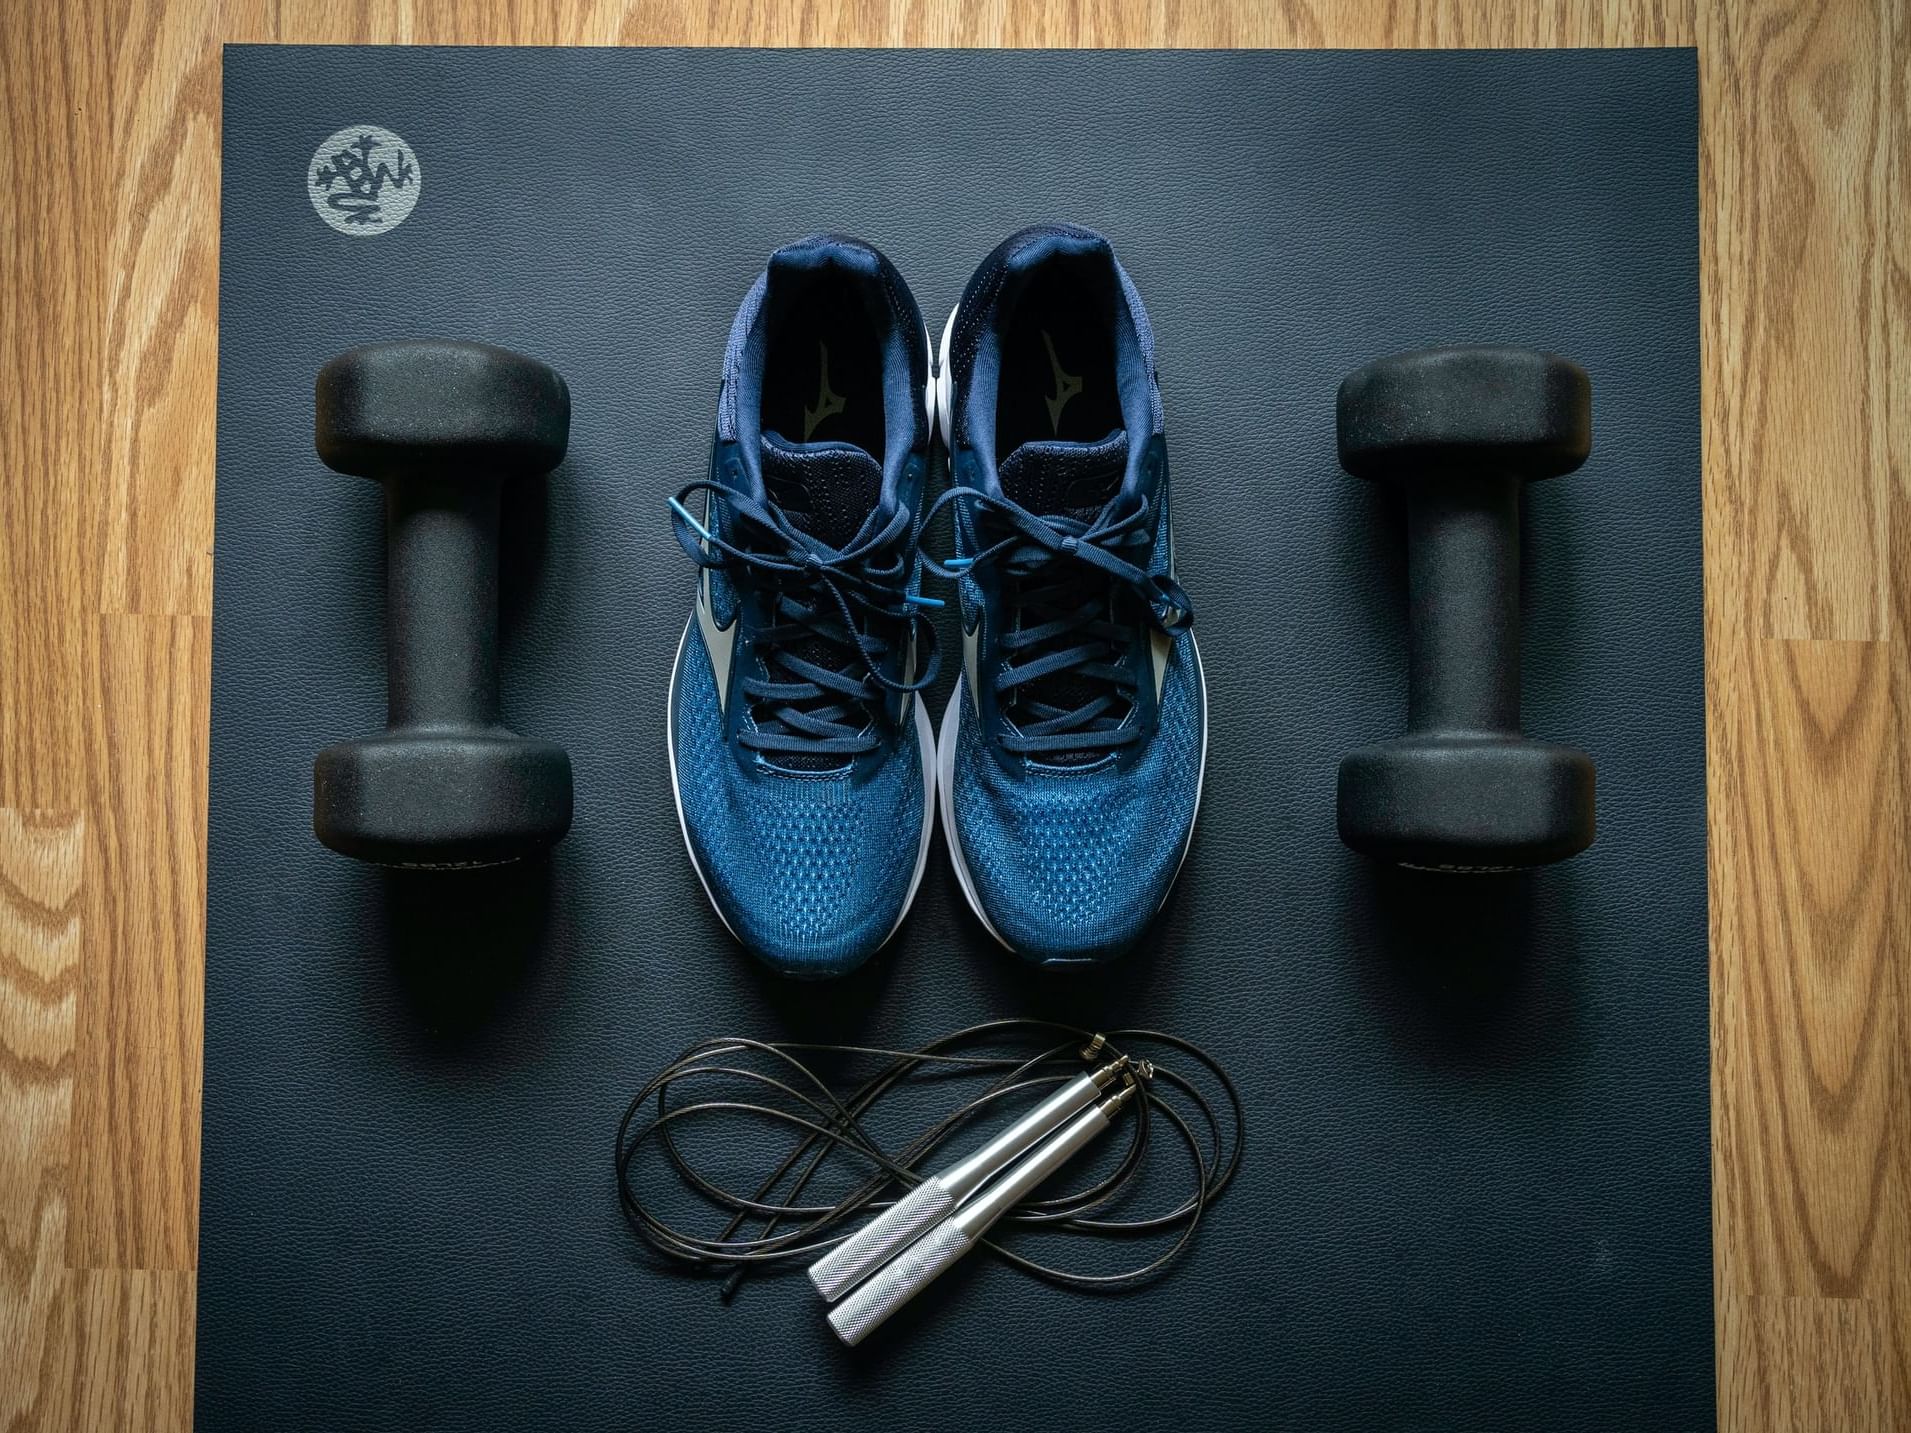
xmin=615 ymin=1018 xmax=1244 ymax=1299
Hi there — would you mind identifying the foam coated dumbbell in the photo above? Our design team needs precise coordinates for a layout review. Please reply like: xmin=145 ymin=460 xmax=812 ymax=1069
xmin=1335 ymin=345 xmax=1595 ymax=871
xmin=313 ymin=339 xmax=573 ymax=867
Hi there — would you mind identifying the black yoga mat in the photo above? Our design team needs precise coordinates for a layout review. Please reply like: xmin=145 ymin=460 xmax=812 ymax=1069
xmin=205 ymin=46 xmax=1706 ymax=1431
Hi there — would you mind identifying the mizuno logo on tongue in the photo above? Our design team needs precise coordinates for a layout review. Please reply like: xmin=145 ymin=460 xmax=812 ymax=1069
xmin=1041 ymin=329 xmax=1082 ymax=434
xmin=802 ymin=341 xmax=846 ymax=440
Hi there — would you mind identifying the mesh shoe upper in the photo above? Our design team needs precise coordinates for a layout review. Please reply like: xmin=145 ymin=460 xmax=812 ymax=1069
xmin=935 ymin=225 xmax=1206 ymax=965
xmin=674 ymin=628 xmax=927 ymax=974
xmin=950 ymin=633 xmax=1203 ymax=963
xmin=669 ymin=234 xmax=935 ymax=978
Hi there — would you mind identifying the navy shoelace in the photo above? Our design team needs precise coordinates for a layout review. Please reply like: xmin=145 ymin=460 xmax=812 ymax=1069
xmin=921 ymin=486 xmax=1193 ymax=758
xmin=671 ymin=480 xmax=941 ymax=760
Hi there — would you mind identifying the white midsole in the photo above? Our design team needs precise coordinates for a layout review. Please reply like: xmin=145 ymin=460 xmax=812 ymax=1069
xmin=667 ymin=617 xmax=742 ymax=944
xmin=936 ymin=681 xmax=1013 ymax=951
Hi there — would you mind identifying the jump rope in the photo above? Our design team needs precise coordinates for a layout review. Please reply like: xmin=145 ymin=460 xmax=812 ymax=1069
xmin=615 ymin=1018 xmax=1244 ymax=1342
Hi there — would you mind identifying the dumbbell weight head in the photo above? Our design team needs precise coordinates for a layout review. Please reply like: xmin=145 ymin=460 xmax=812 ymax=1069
xmin=1336 ymin=734 xmax=1594 ymax=871
xmin=1337 ymin=345 xmax=1591 ymax=483
xmin=316 ymin=340 xmax=570 ymax=481
xmin=313 ymin=340 xmax=573 ymax=868
xmin=1336 ymin=346 xmax=1595 ymax=871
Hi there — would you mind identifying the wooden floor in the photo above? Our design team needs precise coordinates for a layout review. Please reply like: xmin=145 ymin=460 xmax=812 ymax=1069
xmin=0 ymin=1 xmax=1902 ymax=1428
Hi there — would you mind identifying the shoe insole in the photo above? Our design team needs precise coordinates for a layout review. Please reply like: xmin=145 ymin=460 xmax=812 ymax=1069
xmin=995 ymin=264 xmax=1123 ymax=459
xmin=762 ymin=279 xmax=886 ymax=458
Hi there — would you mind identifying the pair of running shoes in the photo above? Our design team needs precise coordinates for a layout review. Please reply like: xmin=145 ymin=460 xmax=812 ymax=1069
xmin=668 ymin=226 xmax=1206 ymax=977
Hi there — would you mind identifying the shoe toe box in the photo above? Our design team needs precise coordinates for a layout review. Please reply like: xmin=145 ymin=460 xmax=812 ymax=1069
xmin=948 ymin=653 xmax=1203 ymax=965
xmin=674 ymin=648 xmax=926 ymax=977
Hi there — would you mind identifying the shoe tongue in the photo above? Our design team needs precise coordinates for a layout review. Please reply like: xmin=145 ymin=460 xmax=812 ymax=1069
xmin=753 ymin=430 xmax=885 ymax=775
xmin=995 ymin=429 xmax=1132 ymax=768
xmin=998 ymin=428 xmax=1128 ymax=521
xmin=760 ymin=430 xmax=883 ymax=548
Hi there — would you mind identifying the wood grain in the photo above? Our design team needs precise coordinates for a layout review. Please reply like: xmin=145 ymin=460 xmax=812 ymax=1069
xmin=1721 ymin=1295 xmax=1900 ymax=1433
xmin=98 ymin=0 xmax=220 ymax=620
xmin=1700 ymin=0 xmax=1897 ymax=641
xmin=1 ymin=1 xmax=1903 ymax=1429
xmin=0 ymin=0 xmax=107 ymax=813
xmin=67 ymin=1270 xmax=195 ymax=1433
xmin=1708 ymin=638 xmax=1906 ymax=1427
xmin=69 ymin=615 xmax=208 ymax=1275
xmin=0 ymin=811 xmax=83 ymax=1433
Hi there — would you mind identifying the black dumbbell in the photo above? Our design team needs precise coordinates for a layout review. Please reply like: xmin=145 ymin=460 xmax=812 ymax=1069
xmin=313 ymin=340 xmax=573 ymax=867
xmin=1335 ymin=345 xmax=1595 ymax=871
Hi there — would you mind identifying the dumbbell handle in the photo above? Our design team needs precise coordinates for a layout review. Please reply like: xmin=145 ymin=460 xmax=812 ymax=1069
xmin=384 ymin=475 xmax=502 ymax=731
xmin=1405 ymin=474 xmax=1521 ymax=736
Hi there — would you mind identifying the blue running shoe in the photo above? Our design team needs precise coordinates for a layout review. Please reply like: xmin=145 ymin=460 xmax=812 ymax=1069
xmin=926 ymin=225 xmax=1206 ymax=965
xmin=668 ymin=235 xmax=939 ymax=978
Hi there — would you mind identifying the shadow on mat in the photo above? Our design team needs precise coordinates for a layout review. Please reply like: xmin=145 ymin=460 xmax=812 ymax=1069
xmin=1348 ymin=860 xmax=1587 ymax=1070
xmin=380 ymin=858 xmax=558 ymax=1041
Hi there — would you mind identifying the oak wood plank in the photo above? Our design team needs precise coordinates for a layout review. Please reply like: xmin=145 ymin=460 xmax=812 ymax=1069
xmin=1720 ymin=1295 xmax=1901 ymax=1433
xmin=98 ymin=0 xmax=220 ymax=620
xmin=68 ymin=616 xmax=208 ymax=1275
xmin=0 ymin=0 xmax=110 ymax=810
xmin=67 ymin=1270 xmax=195 ymax=1433
xmin=0 ymin=811 xmax=83 ymax=1433
xmin=1698 ymin=0 xmax=1896 ymax=642
xmin=1709 ymin=638 xmax=1905 ymax=1304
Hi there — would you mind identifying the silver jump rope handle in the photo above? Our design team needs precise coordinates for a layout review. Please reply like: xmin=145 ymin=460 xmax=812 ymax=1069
xmin=827 ymin=1081 xmax=1137 ymax=1347
xmin=807 ymin=1058 xmax=1126 ymax=1302
xmin=823 ymin=1219 xmax=976 ymax=1348
xmin=807 ymin=1178 xmax=956 ymax=1303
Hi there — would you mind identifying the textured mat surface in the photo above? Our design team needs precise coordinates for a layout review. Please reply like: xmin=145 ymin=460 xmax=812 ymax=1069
xmin=206 ymin=46 xmax=1705 ymax=1432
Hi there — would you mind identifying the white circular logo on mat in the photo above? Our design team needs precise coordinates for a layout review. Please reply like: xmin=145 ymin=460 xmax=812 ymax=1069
xmin=308 ymin=126 xmax=421 ymax=236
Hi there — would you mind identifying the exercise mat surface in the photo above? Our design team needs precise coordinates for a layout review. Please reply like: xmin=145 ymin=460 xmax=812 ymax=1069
xmin=206 ymin=46 xmax=1704 ymax=1431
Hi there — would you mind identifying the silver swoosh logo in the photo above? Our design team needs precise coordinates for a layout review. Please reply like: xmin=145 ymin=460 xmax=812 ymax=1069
xmin=962 ymin=619 xmax=981 ymax=716
xmin=697 ymin=569 xmax=737 ymax=710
